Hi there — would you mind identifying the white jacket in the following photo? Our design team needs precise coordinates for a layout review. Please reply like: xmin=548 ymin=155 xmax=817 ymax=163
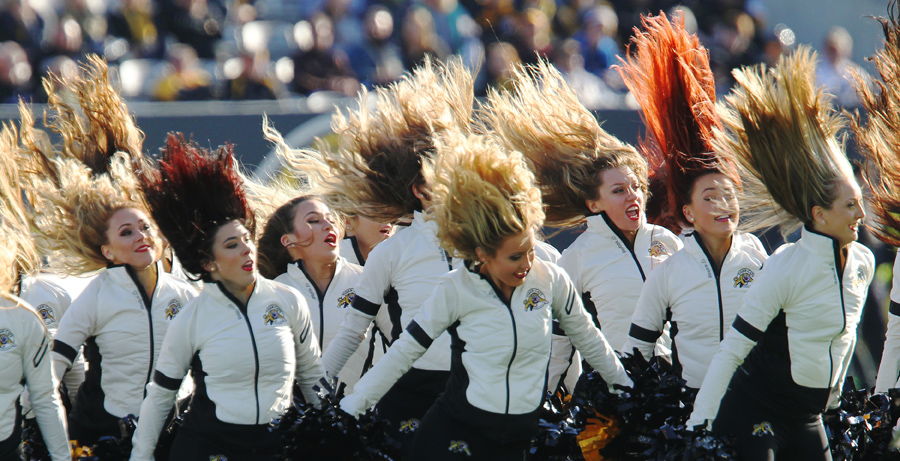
xmin=558 ymin=213 xmax=682 ymax=350
xmin=688 ymin=227 xmax=875 ymax=426
xmin=130 ymin=278 xmax=326 ymax=460
xmin=341 ymin=259 xmax=630 ymax=442
xmin=276 ymin=257 xmax=386 ymax=393
xmin=875 ymin=254 xmax=900 ymax=392
xmin=51 ymin=265 xmax=198 ymax=427
xmin=0 ymin=295 xmax=70 ymax=460
xmin=625 ymin=232 xmax=768 ymax=387
xmin=322 ymin=211 xmax=455 ymax=376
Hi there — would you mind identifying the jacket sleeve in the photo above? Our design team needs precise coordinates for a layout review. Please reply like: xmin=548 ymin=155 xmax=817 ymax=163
xmin=130 ymin=304 xmax=197 ymax=461
xmin=551 ymin=266 xmax=631 ymax=390
xmin=687 ymin=256 xmax=789 ymax=428
xmin=51 ymin=278 xmax=100 ymax=371
xmin=18 ymin=306 xmax=71 ymax=461
xmin=876 ymin=255 xmax=900 ymax=393
xmin=340 ymin=280 xmax=457 ymax=417
xmin=321 ymin=244 xmax=394 ymax=376
xmin=289 ymin=290 xmax=326 ymax=404
xmin=625 ymin=261 xmax=670 ymax=359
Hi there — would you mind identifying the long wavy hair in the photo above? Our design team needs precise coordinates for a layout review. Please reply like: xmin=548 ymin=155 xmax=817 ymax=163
xmin=138 ymin=134 xmax=255 ymax=279
xmin=615 ymin=11 xmax=739 ymax=233
xmin=285 ymin=57 xmax=474 ymax=223
xmin=0 ymin=124 xmax=38 ymax=293
xmin=426 ymin=132 xmax=544 ymax=261
xmin=851 ymin=4 xmax=900 ymax=246
xmin=477 ymin=60 xmax=647 ymax=230
xmin=714 ymin=47 xmax=854 ymax=237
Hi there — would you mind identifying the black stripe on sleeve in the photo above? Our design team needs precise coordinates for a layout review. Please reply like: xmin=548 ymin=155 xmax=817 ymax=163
xmin=352 ymin=296 xmax=381 ymax=317
xmin=52 ymin=339 xmax=78 ymax=364
xmin=32 ymin=336 xmax=49 ymax=368
xmin=629 ymin=323 xmax=662 ymax=343
xmin=732 ymin=315 xmax=764 ymax=342
xmin=153 ymin=370 xmax=182 ymax=391
xmin=552 ymin=320 xmax=566 ymax=336
xmin=890 ymin=301 xmax=900 ymax=317
xmin=406 ymin=321 xmax=433 ymax=349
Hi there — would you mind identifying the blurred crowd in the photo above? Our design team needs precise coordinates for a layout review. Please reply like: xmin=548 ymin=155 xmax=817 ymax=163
xmin=0 ymin=0 xmax=867 ymax=108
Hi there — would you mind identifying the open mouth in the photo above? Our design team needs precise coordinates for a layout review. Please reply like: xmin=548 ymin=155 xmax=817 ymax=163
xmin=242 ymin=260 xmax=254 ymax=272
xmin=324 ymin=233 xmax=337 ymax=246
xmin=849 ymin=222 xmax=860 ymax=232
xmin=625 ymin=204 xmax=640 ymax=221
xmin=135 ymin=244 xmax=152 ymax=253
xmin=379 ymin=225 xmax=392 ymax=236
xmin=715 ymin=214 xmax=734 ymax=224
xmin=515 ymin=270 xmax=528 ymax=279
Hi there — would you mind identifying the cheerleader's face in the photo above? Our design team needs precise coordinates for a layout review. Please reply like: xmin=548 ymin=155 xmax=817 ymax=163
xmin=346 ymin=215 xmax=393 ymax=249
xmin=683 ymin=173 xmax=739 ymax=239
xmin=477 ymin=229 xmax=536 ymax=299
xmin=813 ymin=179 xmax=865 ymax=248
xmin=102 ymin=207 xmax=159 ymax=269
xmin=282 ymin=199 xmax=339 ymax=264
xmin=587 ymin=166 xmax=644 ymax=234
xmin=208 ymin=220 xmax=257 ymax=293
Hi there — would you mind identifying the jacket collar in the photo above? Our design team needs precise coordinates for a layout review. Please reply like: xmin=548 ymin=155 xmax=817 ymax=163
xmin=684 ymin=232 xmax=743 ymax=268
xmin=586 ymin=211 xmax=649 ymax=244
xmin=207 ymin=277 xmax=261 ymax=312
xmin=799 ymin=225 xmax=842 ymax=262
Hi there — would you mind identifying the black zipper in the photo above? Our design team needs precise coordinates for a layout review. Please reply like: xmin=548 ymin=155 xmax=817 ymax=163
xmin=599 ymin=212 xmax=646 ymax=281
xmin=805 ymin=226 xmax=847 ymax=389
xmin=124 ymin=265 xmax=158 ymax=396
xmin=296 ymin=261 xmax=332 ymax=350
xmin=476 ymin=269 xmax=517 ymax=414
xmin=217 ymin=282 xmax=261 ymax=423
xmin=348 ymin=236 xmax=366 ymax=265
xmin=692 ymin=233 xmax=727 ymax=341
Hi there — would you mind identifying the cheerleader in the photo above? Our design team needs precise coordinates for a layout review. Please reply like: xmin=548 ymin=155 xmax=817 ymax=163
xmin=686 ymin=49 xmax=873 ymax=460
xmin=478 ymin=61 xmax=682 ymax=392
xmin=17 ymin=61 xmax=199 ymax=446
xmin=851 ymin=9 xmax=900 ymax=394
xmin=0 ymin=125 xmax=71 ymax=460
xmin=617 ymin=13 xmax=767 ymax=389
xmin=288 ymin=58 xmax=474 ymax=452
xmin=130 ymin=134 xmax=326 ymax=460
xmin=341 ymin=215 xmax=393 ymax=266
xmin=340 ymin=133 xmax=630 ymax=460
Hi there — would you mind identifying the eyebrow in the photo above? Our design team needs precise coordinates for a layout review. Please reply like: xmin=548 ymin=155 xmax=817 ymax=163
xmin=118 ymin=223 xmax=132 ymax=231
xmin=702 ymin=187 xmax=717 ymax=193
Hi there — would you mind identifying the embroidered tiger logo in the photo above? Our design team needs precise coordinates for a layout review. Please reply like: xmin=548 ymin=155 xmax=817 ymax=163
xmin=36 ymin=304 xmax=55 ymax=326
xmin=752 ymin=421 xmax=774 ymax=437
xmin=523 ymin=288 xmax=548 ymax=312
xmin=165 ymin=299 xmax=181 ymax=320
xmin=264 ymin=305 xmax=287 ymax=326
xmin=399 ymin=418 xmax=420 ymax=433
xmin=648 ymin=240 xmax=670 ymax=258
xmin=851 ymin=267 xmax=867 ymax=293
xmin=337 ymin=288 xmax=355 ymax=309
xmin=0 ymin=329 xmax=16 ymax=351
xmin=448 ymin=440 xmax=472 ymax=456
xmin=733 ymin=268 xmax=754 ymax=288
xmin=208 ymin=456 xmax=228 ymax=461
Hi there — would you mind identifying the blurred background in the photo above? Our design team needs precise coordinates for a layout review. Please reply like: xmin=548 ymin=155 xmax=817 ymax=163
xmin=0 ymin=0 xmax=895 ymax=388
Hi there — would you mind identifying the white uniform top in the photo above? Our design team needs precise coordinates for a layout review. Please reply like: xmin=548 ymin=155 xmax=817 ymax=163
xmin=534 ymin=240 xmax=561 ymax=264
xmin=625 ymin=232 xmax=768 ymax=387
xmin=340 ymin=236 xmax=367 ymax=266
xmin=51 ymin=265 xmax=198 ymax=424
xmin=688 ymin=227 xmax=874 ymax=426
xmin=341 ymin=259 xmax=630 ymax=441
xmin=558 ymin=212 xmax=682 ymax=350
xmin=130 ymin=278 xmax=326 ymax=460
xmin=276 ymin=257 xmax=382 ymax=393
xmin=322 ymin=211 xmax=455 ymax=376
xmin=875 ymin=254 xmax=900 ymax=392
xmin=0 ymin=295 xmax=70 ymax=460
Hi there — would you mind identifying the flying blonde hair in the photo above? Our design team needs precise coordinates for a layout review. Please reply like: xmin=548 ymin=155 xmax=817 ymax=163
xmin=0 ymin=123 xmax=38 ymax=293
xmin=288 ymin=57 xmax=474 ymax=223
xmin=478 ymin=60 xmax=647 ymax=230
xmin=851 ymin=7 xmax=900 ymax=246
xmin=714 ymin=47 xmax=854 ymax=237
xmin=425 ymin=132 xmax=544 ymax=261
xmin=615 ymin=11 xmax=738 ymax=232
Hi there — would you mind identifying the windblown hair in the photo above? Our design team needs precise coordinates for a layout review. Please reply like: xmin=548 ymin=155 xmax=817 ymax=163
xmin=236 ymin=161 xmax=304 ymax=239
xmin=714 ymin=47 xmax=854 ymax=237
xmin=291 ymin=57 xmax=474 ymax=223
xmin=257 ymin=195 xmax=322 ymax=279
xmin=138 ymin=133 xmax=255 ymax=279
xmin=478 ymin=60 xmax=647 ymax=230
xmin=426 ymin=133 xmax=544 ymax=261
xmin=0 ymin=124 xmax=38 ymax=293
xmin=615 ymin=12 xmax=739 ymax=232
xmin=42 ymin=54 xmax=144 ymax=175
xmin=851 ymin=4 xmax=900 ymax=246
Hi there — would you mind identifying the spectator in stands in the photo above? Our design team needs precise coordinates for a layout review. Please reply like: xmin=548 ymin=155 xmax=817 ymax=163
xmin=400 ymin=6 xmax=450 ymax=71
xmin=322 ymin=0 xmax=364 ymax=51
xmin=343 ymin=5 xmax=404 ymax=88
xmin=0 ymin=0 xmax=44 ymax=69
xmin=0 ymin=41 xmax=32 ymax=102
xmin=552 ymin=38 xmax=621 ymax=109
xmin=291 ymin=13 xmax=359 ymax=96
xmin=156 ymin=0 xmax=225 ymax=59
xmin=106 ymin=0 xmax=163 ymax=58
xmin=153 ymin=43 xmax=214 ymax=101
xmin=512 ymin=8 xmax=553 ymax=65
xmin=816 ymin=25 xmax=868 ymax=108
xmin=224 ymin=50 xmax=277 ymax=100
xmin=481 ymin=40 xmax=519 ymax=93
xmin=423 ymin=0 xmax=475 ymax=54
xmin=574 ymin=4 xmax=620 ymax=78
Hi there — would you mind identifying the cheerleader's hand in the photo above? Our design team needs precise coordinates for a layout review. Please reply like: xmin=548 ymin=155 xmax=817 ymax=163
xmin=339 ymin=393 xmax=365 ymax=419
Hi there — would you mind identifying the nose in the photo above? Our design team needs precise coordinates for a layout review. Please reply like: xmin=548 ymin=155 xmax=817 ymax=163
xmin=856 ymin=203 xmax=866 ymax=221
xmin=522 ymin=253 xmax=534 ymax=272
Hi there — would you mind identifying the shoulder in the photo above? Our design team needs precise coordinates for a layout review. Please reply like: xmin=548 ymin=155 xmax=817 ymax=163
xmin=646 ymin=224 xmax=683 ymax=249
xmin=159 ymin=272 xmax=200 ymax=297
xmin=849 ymin=241 xmax=876 ymax=269
xmin=534 ymin=240 xmax=561 ymax=264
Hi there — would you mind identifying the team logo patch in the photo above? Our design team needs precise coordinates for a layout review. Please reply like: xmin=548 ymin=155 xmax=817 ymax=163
xmin=648 ymin=240 xmax=670 ymax=258
xmin=399 ymin=418 xmax=419 ymax=433
xmin=209 ymin=456 xmax=228 ymax=461
xmin=851 ymin=267 xmax=867 ymax=292
xmin=524 ymin=288 xmax=549 ymax=312
xmin=752 ymin=421 xmax=774 ymax=437
xmin=165 ymin=299 xmax=182 ymax=320
xmin=264 ymin=305 xmax=287 ymax=326
xmin=337 ymin=288 xmax=355 ymax=309
xmin=0 ymin=329 xmax=16 ymax=351
xmin=448 ymin=440 xmax=472 ymax=456
xmin=733 ymin=268 xmax=754 ymax=288
xmin=36 ymin=304 xmax=55 ymax=326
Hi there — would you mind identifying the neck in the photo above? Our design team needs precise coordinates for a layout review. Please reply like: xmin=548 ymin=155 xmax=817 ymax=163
xmin=132 ymin=263 xmax=158 ymax=299
xmin=479 ymin=264 xmax=513 ymax=301
xmin=356 ymin=237 xmax=377 ymax=262
xmin=697 ymin=231 xmax=732 ymax=271
xmin=302 ymin=257 xmax=337 ymax=294
xmin=220 ymin=278 xmax=255 ymax=305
